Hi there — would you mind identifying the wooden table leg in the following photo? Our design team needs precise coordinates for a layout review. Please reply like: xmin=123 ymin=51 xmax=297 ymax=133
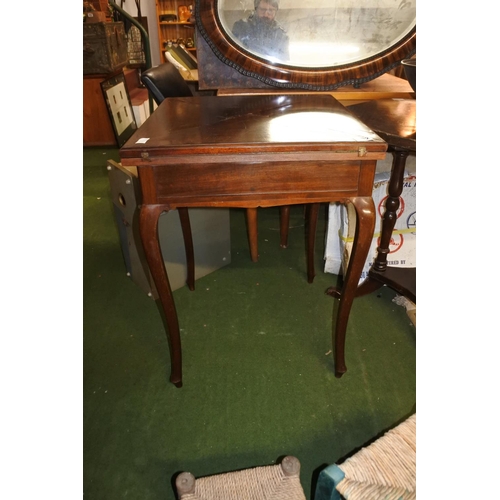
xmin=246 ymin=208 xmax=259 ymax=262
xmin=279 ymin=205 xmax=291 ymax=248
xmin=140 ymin=204 xmax=183 ymax=387
xmin=306 ymin=203 xmax=320 ymax=283
xmin=371 ymin=149 xmax=409 ymax=273
xmin=325 ymin=151 xmax=414 ymax=376
xmin=326 ymin=149 xmax=411 ymax=300
xmin=333 ymin=197 xmax=376 ymax=377
xmin=177 ymin=208 xmax=195 ymax=291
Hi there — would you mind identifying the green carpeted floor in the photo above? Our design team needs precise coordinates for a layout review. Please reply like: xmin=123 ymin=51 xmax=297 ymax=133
xmin=83 ymin=146 xmax=416 ymax=500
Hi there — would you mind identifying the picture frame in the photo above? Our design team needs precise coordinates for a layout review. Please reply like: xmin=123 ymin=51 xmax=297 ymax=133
xmin=100 ymin=72 xmax=137 ymax=147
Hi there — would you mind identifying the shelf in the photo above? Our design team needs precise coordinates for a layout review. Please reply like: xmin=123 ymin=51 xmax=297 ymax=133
xmin=159 ymin=21 xmax=193 ymax=26
xmin=162 ymin=45 xmax=196 ymax=52
xmin=157 ymin=1 xmax=197 ymax=63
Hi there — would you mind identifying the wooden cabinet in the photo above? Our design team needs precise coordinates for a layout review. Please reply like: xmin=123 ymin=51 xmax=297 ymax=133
xmin=83 ymin=73 xmax=117 ymax=146
xmin=83 ymin=69 xmax=148 ymax=147
xmin=155 ymin=0 xmax=196 ymax=63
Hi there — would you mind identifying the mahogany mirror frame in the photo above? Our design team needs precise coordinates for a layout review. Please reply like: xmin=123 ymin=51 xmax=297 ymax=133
xmin=195 ymin=0 xmax=416 ymax=90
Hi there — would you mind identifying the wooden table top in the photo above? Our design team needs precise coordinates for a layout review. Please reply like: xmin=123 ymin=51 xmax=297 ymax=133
xmin=347 ymin=99 xmax=416 ymax=152
xmin=120 ymin=94 xmax=387 ymax=163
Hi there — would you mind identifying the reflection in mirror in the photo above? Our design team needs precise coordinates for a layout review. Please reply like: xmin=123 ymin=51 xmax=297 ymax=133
xmin=219 ymin=0 xmax=416 ymax=68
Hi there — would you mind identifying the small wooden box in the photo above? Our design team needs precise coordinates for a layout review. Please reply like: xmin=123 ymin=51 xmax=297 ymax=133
xmin=83 ymin=22 xmax=128 ymax=75
xmin=89 ymin=0 xmax=110 ymax=11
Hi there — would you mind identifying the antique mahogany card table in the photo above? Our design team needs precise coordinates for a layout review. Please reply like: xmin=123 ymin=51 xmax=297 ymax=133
xmin=119 ymin=94 xmax=387 ymax=387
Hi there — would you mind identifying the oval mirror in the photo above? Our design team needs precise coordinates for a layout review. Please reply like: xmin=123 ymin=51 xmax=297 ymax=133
xmin=195 ymin=0 xmax=416 ymax=90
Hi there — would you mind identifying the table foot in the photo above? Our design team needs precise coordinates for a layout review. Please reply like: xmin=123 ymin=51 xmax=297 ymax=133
xmin=325 ymin=286 xmax=341 ymax=298
xmin=171 ymin=378 xmax=183 ymax=388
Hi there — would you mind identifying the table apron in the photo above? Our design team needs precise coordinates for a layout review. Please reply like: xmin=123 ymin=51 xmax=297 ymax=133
xmin=138 ymin=159 xmax=377 ymax=207
xmin=121 ymin=150 xmax=386 ymax=166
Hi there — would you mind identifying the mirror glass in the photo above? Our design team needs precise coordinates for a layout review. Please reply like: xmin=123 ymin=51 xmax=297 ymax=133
xmin=218 ymin=0 xmax=416 ymax=68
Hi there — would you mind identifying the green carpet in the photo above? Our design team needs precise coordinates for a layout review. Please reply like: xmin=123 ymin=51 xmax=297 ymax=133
xmin=83 ymin=147 xmax=416 ymax=499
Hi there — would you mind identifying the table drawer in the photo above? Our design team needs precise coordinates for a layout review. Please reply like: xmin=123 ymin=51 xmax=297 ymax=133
xmin=140 ymin=159 xmax=376 ymax=207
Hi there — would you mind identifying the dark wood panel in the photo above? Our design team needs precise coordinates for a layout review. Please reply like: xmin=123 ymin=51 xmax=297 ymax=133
xmin=83 ymin=75 xmax=117 ymax=146
xmin=149 ymin=160 xmax=367 ymax=207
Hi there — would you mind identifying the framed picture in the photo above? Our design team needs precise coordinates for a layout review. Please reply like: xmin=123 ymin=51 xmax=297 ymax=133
xmin=100 ymin=72 xmax=137 ymax=147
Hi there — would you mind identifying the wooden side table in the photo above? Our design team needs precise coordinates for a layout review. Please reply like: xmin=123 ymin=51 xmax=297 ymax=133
xmin=119 ymin=94 xmax=387 ymax=386
xmin=327 ymin=99 xmax=416 ymax=320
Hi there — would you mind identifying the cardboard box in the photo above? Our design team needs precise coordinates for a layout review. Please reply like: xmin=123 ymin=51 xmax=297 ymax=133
xmin=324 ymin=166 xmax=416 ymax=284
